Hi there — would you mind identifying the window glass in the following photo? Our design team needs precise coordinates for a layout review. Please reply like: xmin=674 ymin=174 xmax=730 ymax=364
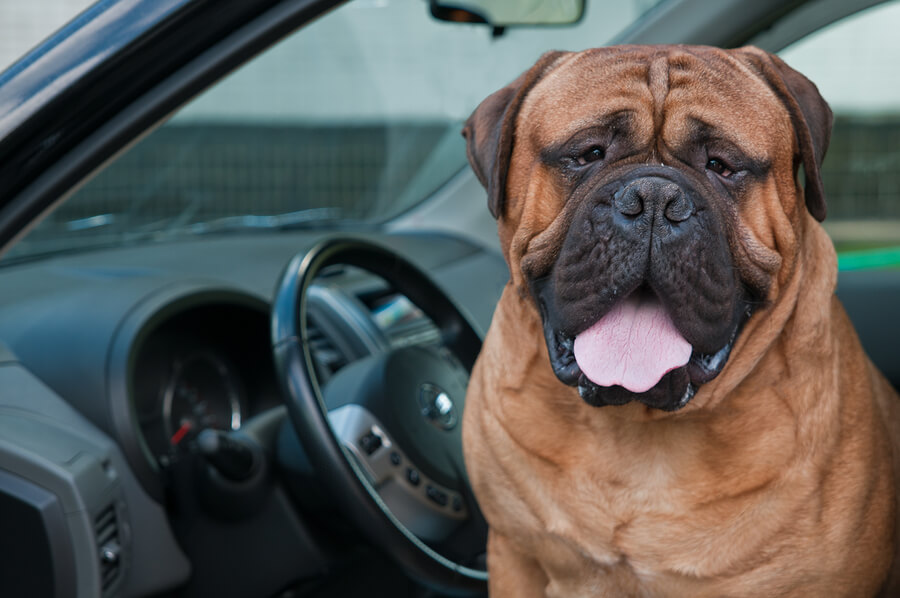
xmin=779 ymin=0 xmax=900 ymax=261
xmin=3 ymin=0 xmax=663 ymax=262
xmin=0 ymin=0 xmax=94 ymax=73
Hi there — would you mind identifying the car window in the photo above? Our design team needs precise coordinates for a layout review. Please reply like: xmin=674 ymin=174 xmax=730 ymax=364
xmin=1 ymin=0 xmax=664 ymax=264
xmin=0 ymin=0 xmax=95 ymax=73
xmin=778 ymin=0 xmax=900 ymax=268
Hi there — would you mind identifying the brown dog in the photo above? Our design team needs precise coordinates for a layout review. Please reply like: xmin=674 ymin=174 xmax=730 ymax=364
xmin=461 ymin=45 xmax=900 ymax=597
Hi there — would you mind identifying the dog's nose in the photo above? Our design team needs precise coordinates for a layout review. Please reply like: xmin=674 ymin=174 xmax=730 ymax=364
xmin=613 ymin=177 xmax=693 ymax=223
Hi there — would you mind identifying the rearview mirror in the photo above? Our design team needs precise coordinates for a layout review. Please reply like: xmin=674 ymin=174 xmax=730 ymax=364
xmin=430 ymin=0 xmax=585 ymax=27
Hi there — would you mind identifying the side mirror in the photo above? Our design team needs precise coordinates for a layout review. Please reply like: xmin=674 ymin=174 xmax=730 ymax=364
xmin=430 ymin=0 xmax=585 ymax=27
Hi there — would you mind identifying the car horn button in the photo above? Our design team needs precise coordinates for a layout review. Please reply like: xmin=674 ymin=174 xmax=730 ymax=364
xmin=418 ymin=383 xmax=458 ymax=431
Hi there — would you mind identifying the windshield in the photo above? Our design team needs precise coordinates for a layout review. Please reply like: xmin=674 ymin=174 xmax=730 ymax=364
xmin=1 ymin=0 xmax=664 ymax=263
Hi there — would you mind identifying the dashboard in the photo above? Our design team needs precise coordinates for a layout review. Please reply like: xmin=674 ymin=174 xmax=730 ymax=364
xmin=130 ymin=270 xmax=445 ymax=472
xmin=0 ymin=229 xmax=508 ymax=597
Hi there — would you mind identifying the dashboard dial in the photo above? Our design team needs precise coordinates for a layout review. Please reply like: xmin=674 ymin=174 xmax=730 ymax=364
xmin=163 ymin=351 xmax=243 ymax=451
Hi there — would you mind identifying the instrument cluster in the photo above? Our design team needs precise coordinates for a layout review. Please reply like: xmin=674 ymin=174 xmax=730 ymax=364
xmin=129 ymin=301 xmax=280 ymax=468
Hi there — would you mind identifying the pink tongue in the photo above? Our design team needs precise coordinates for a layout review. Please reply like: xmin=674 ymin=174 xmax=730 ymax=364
xmin=573 ymin=295 xmax=692 ymax=393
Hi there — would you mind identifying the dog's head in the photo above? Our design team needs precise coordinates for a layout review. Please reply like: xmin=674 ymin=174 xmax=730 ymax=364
xmin=463 ymin=46 xmax=832 ymax=411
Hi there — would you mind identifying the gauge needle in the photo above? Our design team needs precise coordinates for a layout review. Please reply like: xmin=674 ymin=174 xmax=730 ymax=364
xmin=170 ymin=420 xmax=192 ymax=446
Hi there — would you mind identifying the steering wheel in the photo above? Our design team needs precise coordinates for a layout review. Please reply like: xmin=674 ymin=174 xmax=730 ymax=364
xmin=271 ymin=237 xmax=489 ymax=594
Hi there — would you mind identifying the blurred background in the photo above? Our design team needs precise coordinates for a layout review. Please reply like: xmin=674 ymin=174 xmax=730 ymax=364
xmin=2 ymin=0 xmax=899 ymax=257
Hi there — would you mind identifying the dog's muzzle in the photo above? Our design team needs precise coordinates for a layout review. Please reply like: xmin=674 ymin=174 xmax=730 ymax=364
xmin=526 ymin=166 xmax=754 ymax=411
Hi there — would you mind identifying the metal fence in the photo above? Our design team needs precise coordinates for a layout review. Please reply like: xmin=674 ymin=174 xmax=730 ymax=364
xmin=45 ymin=115 xmax=900 ymax=228
xmin=825 ymin=115 xmax=900 ymax=219
xmin=52 ymin=122 xmax=459 ymax=226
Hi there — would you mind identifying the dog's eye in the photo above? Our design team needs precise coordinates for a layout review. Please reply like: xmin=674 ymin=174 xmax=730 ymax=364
xmin=706 ymin=158 xmax=733 ymax=178
xmin=576 ymin=146 xmax=605 ymax=166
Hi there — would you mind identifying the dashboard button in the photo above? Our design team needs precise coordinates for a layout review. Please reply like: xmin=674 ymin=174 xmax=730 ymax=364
xmin=425 ymin=485 xmax=448 ymax=507
xmin=390 ymin=451 xmax=401 ymax=466
xmin=359 ymin=431 xmax=382 ymax=455
xmin=451 ymin=495 xmax=463 ymax=512
xmin=406 ymin=468 xmax=420 ymax=486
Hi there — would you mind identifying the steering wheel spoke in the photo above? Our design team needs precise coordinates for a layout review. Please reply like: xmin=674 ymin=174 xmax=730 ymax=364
xmin=330 ymin=403 xmax=469 ymax=541
xmin=328 ymin=404 xmax=396 ymax=488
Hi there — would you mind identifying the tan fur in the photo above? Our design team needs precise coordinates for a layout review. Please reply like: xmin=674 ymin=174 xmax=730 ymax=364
xmin=462 ymin=45 xmax=900 ymax=597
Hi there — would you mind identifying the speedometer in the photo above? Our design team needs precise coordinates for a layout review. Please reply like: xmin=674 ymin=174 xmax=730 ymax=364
xmin=163 ymin=351 xmax=243 ymax=452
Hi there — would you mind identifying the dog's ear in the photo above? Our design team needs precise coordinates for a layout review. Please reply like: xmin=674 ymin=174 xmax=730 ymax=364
xmin=462 ymin=51 xmax=569 ymax=219
xmin=738 ymin=47 xmax=833 ymax=222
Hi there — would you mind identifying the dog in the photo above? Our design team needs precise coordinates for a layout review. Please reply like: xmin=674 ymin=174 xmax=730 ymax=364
xmin=461 ymin=45 xmax=900 ymax=597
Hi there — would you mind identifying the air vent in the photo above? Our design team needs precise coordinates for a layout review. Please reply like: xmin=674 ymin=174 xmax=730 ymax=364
xmin=94 ymin=505 xmax=121 ymax=593
xmin=307 ymin=320 xmax=348 ymax=379
xmin=365 ymin=291 xmax=442 ymax=349
xmin=385 ymin=316 xmax=441 ymax=348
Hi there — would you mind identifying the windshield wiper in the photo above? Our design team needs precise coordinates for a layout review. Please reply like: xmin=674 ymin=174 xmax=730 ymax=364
xmin=0 ymin=207 xmax=356 ymax=267
xmin=65 ymin=213 xmax=118 ymax=231
xmin=183 ymin=207 xmax=346 ymax=235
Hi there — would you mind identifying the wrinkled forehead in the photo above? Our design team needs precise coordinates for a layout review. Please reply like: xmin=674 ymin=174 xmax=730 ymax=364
xmin=517 ymin=46 xmax=792 ymax=154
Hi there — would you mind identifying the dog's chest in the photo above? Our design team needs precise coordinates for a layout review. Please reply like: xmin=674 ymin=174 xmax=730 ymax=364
xmin=487 ymin=434 xmax=702 ymax=566
xmin=479 ymin=410 xmax=790 ymax=588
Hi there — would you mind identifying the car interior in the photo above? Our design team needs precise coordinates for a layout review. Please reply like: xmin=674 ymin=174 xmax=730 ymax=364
xmin=0 ymin=0 xmax=899 ymax=596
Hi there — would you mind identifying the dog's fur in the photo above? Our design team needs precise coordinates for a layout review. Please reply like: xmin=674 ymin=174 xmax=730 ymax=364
xmin=461 ymin=45 xmax=900 ymax=597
